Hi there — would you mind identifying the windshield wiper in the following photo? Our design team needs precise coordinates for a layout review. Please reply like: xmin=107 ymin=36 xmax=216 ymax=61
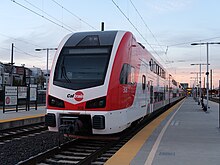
xmin=61 ymin=59 xmax=71 ymax=83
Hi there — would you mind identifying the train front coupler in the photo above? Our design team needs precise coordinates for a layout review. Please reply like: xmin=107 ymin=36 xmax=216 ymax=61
xmin=59 ymin=116 xmax=83 ymax=134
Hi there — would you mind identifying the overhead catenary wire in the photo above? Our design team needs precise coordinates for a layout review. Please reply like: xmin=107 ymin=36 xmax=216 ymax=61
xmin=127 ymin=0 xmax=220 ymax=80
xmin=0 ymin=32 xmax=43 ymax=48
xmin=14 ymin=46 xmax=42 ymax=58
xmin=111 ymin=0 xmax=167 ymax=65
xmin=168 ymin=36 xmax=220 ymax=47
xmin=129 ymin=0 xmax=165 ymax=52
xmin=51 ymin=0 xmax=98 ymax=30
xmin=11 ymin=0 xmax=73 ymax=32
xmin=0 ymin=46 xmax=43 ymax=60
xmin=0 ymin=46 xmax=10 ymax=52
xmin=23 ymin=0 xmax=76 ymax=32
xmin=0 ymin=33 xmax=50 ymax=64
xmin=9 ymin=0 xmax=98 ymax=68
xmin=129 ymin=0 xmax=172 ymax=66
xmin=0 ymin=45 xmax=45 ymax=64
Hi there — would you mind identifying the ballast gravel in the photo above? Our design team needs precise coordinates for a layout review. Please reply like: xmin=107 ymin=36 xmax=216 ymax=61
xmin=0 ymin=131 xmax=66 ymax=165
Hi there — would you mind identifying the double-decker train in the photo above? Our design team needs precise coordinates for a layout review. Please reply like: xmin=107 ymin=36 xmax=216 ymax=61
xmin=45 ymin=31 xmax=184 ymax=136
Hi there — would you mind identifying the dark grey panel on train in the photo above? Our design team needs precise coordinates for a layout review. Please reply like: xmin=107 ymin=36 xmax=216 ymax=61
xmin=64 ymin=31 xmax=118 ymax=47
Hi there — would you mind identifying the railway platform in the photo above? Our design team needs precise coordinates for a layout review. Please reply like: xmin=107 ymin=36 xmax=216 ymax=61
xmin=105 ymin=97 xmax=220 ymax=165
xmin=0 ymin=106 xmax=46 ymax=130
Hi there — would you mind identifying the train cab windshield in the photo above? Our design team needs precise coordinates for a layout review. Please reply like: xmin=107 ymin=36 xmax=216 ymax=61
xmin=53 ymin=47 xmax=112 ymax=90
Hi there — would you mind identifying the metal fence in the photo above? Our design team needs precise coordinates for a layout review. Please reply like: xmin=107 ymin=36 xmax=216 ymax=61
xmin=0 ymin=86 xmax=46 ymax=113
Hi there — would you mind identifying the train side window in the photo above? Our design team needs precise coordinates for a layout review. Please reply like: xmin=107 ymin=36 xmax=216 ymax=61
xmin=142 ymin=75 xmax=146 ymax=90
xmin=158 ymin=65 xmax=160 ymax=75
xmin=120 ymin=64 xmax=128 ymax=84
xmin=129 ymin=66 xmax=135 ymax=84
xmin=153 ymin=61 xmax=156 ymax=73
xmin=156 ymin=65 xmax=159 ymax=75
xmin=149 ymin=59 xmax=153 ymax=71
xmin=154 ymin=92 xmax=158 ymax=102
xmin=166 ymin=85 xmax=168 ymax=92
xmin=150 ymin=85 xmax=153 ymax=104
xmin=120 ymin=63 xmax=136 ymax=85
xmin=159 ymin=92 xmax=164 ymax=101
xmin=162 ymin=69 xmax=165 ymax=79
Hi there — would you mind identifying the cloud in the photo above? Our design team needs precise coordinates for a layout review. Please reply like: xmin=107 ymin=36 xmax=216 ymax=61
xmin=149 ymin=0 xmax=193 ymax=13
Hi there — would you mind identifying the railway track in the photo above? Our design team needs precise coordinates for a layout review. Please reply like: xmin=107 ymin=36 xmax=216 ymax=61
xmin=210 ymin=97 xmax=220 ymax=103
xmin=0 ymin=123 xmax=47 ymax=142
xmin=18 ymin=108 xmax=160 ymax=165
xmin=18 ymin=139 xmax=113 ymax=165
xmin=17 ymin=99 xmax=183 ymax=165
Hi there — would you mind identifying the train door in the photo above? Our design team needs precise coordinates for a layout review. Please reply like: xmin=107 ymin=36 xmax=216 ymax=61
xmin=149 ymin=81 xmax=154 ymax=113
xmin=141 ymin=74 xmax=147 ymax=109
xmin=139 ymin=63 xmax=147 ymax=109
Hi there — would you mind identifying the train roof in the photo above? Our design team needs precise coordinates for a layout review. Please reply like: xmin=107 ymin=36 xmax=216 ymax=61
xmin=64 ymin=31 xmax=123 ymax=47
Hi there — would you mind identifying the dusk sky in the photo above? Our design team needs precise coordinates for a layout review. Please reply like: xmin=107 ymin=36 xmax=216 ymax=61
xmin=1 ymin=0 xmax=220 ymax=87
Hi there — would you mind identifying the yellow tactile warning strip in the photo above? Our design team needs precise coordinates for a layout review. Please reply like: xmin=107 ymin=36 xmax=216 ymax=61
xmin=0 ymin=114 xmax=45 ymax=123
xmin=105 ymin=99 xmax=185 ymax=165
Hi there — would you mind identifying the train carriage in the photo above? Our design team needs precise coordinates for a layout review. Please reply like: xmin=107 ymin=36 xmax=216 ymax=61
xmin=45 ymin=30 xmax=184 ymax=135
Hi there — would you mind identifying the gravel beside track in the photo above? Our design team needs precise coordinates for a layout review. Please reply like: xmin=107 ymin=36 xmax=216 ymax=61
xmin=0 ymin=131 xmax=62 ymax=165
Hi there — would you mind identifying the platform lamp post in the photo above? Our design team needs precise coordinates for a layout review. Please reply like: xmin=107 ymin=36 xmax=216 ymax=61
xmin=190 ymin=64 xmax=206 ymax=105
xmin=35 ymin=48 xmax=57 ymax=90
xmin=191 ymin=42 xmax=220 ymax=110
xmin=190 ymin=72 xmax=199 ymax=101
xmin=190 ymin=77 xmax=197 ymax=99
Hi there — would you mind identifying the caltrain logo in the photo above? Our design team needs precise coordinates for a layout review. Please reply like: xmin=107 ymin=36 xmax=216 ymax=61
xmin=67 ymin=91 xmax=84 ymax=101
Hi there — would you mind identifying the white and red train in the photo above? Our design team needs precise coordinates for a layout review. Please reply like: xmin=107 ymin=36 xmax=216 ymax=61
xmin=45 ymin=31 xmax=184 ymax=135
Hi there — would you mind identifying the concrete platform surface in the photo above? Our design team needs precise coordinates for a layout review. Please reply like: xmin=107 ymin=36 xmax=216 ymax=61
xmin=106 ymin=97 xmax=220 ymax=165
xmin=0 ymin=106 xmax=46 ymax=130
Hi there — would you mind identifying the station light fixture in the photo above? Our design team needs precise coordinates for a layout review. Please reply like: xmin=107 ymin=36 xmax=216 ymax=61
xmin=35 ymin=48 xmax=57 ymax=90
xmin=191 ymin=42 xmax=220 ymax=110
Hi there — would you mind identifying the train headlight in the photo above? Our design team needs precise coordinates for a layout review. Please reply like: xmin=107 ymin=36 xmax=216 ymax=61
xmin=48 ymin=95 xmax=65 ymax=108
xmin=86 ymin=96 xmax=106 ymax=109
